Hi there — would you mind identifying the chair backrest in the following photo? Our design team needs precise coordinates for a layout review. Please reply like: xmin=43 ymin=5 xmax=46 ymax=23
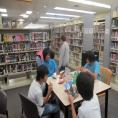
xmin=19 ymin=94 xmax=40 ymax=118
xmin=100 ymin=66 xmax=112 ymax=85
xmin=0 ymin=90 xmax=7 ymax=114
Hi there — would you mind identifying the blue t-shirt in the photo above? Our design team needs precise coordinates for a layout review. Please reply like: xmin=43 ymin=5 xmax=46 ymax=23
xmin=84 ymin=61 xmax=101 ymax=80
xmin=43 ymin=59 xmax=57 ymax=77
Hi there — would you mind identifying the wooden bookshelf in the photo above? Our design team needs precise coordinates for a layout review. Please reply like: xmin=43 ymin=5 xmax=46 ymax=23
xmin=51 ymin=23 xmax=83 ymax=69
xmin=0 ymin=29 xmax=50 ymax=83
xmin=110 ymin=18 xmax=118 ymax=76
xmin=93 ymin=21 xmax=105 ymax=65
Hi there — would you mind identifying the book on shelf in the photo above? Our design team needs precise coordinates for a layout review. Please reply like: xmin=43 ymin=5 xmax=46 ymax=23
xmin=112 ymin=18 xmax=118 ymax=27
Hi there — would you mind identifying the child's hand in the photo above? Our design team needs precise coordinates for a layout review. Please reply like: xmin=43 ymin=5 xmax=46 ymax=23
xmin=81 ymin=68 xmax=89 ymax=73
xmin=77 ymin=67 xmax=89 ymax=73
xmin=48 ymin=82 xmax=53 ymax=94
xmin=68 ymin=94 xmax=74 ymax=104
xmin=76 ymin=66 xmax=83 ymax=72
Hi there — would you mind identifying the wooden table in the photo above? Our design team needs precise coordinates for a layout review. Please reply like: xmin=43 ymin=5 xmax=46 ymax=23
xmin=47 ymin=77 xmax=111 ymax=118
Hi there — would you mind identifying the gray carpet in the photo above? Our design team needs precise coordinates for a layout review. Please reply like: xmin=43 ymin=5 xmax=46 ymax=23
xmin=3 ymin=86 xmax=118 ymax=118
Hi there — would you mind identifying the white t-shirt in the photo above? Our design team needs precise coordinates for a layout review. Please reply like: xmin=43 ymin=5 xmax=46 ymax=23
xmin=28 ymin=80 xmax=44 ymax=116
xmin=78 ymin=94 xmax=101 ymax=118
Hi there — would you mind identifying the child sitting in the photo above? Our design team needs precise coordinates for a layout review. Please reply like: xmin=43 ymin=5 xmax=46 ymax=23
xmin=43 ymin=48 xmax=57 ymax=77
xmin=28 ymin=65 xmax=60 ymax=118
xmin=68 ymin=72 xmax=101 ymax=118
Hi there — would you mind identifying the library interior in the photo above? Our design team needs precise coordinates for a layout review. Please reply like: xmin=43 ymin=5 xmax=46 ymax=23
xmin=0 ymin=0 xmax=118 ymax=118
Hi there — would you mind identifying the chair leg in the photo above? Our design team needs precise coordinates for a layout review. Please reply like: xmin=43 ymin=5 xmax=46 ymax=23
xmin=6 ymin=110 xmax=8 ymax=118
xmin=21 ymin=108 xmax=25 ymax=118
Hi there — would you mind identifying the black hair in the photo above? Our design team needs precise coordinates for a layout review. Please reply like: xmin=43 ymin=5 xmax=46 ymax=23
xmin=36 ymin=65 xmax=48 ymax=81
xmin=76 ymin=72 xmax=94 ymax=101
xmin=86 ymin=51 xmax=96 ymax=63
xmin=50 ymin=50 xmax=55 ymax=59
xmin=61 ymin=35 xmax=66 ymax=41
xmin=43 ymin=48 xmax=50 ymax=61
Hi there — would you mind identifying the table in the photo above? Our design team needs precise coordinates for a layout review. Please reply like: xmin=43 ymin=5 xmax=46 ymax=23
xmin=47 ymin=77 xmax=111 ymax=118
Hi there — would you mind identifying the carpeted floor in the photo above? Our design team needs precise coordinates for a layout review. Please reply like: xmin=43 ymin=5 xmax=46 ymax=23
xmin=2 ymin=86 xmax=118 ymax=118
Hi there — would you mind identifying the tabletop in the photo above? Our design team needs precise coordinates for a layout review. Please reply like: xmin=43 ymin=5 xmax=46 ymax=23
xmin=47 ymin=74 xmax=111 ymax=106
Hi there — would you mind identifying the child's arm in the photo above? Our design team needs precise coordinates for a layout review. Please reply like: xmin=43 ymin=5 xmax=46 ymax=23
xmin=77 ymin=66 xmax=98 ymax=80
xmin=68 ymin=95 xmax=77 ymax=118
xmin=43 ymin=83 xmax=53 ymax=104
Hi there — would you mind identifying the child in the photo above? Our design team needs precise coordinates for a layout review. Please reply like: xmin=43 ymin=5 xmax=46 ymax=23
xmin=28 ymin=65 xmax=60 ymax=118
xmin=68 ymin=72 xmax=101 ymax=118
xmin=36 ymin=49 xmax=44 ymax=67
xmin=50 ymin=50 xmax=57 ymax=70
xmin=43 ymin=48 xmax=57 ymax=77
xmin=78 ymin=51 xmax=100 ymax=80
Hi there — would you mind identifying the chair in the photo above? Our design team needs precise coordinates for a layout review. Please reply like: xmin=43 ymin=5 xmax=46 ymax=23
xmin=19 ymin=94 xmax=40 ymax=118
xmin=100 ymin=66 xmax=112 ymax=85
xmin=99 ymin=66 xmax=112 ymax=97
xmin=0 ymin=90 xmax=8 ymax=118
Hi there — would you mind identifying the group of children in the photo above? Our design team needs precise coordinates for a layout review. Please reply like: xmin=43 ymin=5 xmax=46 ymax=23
xmin=28 ymin=35 xmax=101 ymax=118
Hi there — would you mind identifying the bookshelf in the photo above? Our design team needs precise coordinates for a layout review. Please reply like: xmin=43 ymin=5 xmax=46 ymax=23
xmin=0 ymin=29 xmax=50 ymax=83
xmin=51 ymin=23 xmax=83 ymax=70
xmin=110 ymin=17 xmax=118 ymax=77
xmin=93 ymin=21 xmax=105 ymax=65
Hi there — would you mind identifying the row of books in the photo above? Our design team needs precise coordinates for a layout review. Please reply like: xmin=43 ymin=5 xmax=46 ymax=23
xmin=66 ymin=33 xmax=83 ymax=39
xmin=1 ymin=34 xmax=31 ymax=42
xmin=0 ymin=42 xmax=48 ymax=52
xmin=94 ymin=33 xmax=104 ymax=40
xmin=0 ymin=53 xmax=36 ymax=63
xmin=69 ymin=39 xmax=83 ymax=46
xmin=0 ymin=32 xmax=49 ymax=43
xmin=31 ymin=32 xmax=49 ymax=41
xmin=112 ymin=31 xmax=118 ymax=37
xmin=94 ymin=45 xmax=104 ymax=51
xmin=93 ymin=39 xmax=104 ymax=46
xmin=112 ymin=18 xmax=118 ymax=27
xmin=64 ymin=26 xmax=83 ymax=33
xmin=111 ymin=42 xmax=118 ymax=49
xmin=0 ymin=62 xmax=36 ymax=75
xmin=111 ymin=53 xmax=118 ymax=61
xmin=70 ymin=46 xmax=82 ymax=53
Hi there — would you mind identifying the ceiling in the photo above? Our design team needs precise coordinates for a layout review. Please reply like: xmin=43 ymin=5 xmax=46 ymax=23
xmin=0 ymin=0 xmax=118 ymax=25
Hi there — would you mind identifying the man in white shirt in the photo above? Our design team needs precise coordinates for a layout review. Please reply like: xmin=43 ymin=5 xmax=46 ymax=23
xmin=28 ymin=65 xmax=60 ymax=118
xmin=68 ymin=72 xmax=101 ymax=118
xmin=59 ymin=35 xmax=69 ymax=71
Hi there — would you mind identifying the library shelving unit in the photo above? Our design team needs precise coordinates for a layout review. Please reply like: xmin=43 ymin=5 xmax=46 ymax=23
xmin=0 ymin=29 xmax=50 ymax=83
xmin=110 ymin=17 xmax=118 ymax=77
xmin=93 ymin=20 xmax=105 ymax=65
xmin=51 ymin=23 xmax=83 ymax=70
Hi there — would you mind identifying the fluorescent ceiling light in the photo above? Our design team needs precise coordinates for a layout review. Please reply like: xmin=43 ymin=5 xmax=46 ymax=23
xmin=24 ymin=23 xmax=48 ymax=29
xmin=20 ymin=14 xmax=29 ymax=18
xmin=26 ymin=11 xmax=32 ymax=14
xmin=46 ymin=12 xmax=80 ymax=18
xmin=0 ymin=8 xmax=7 ymax=13
xmin=40 ymin=16 xmax=69 ymax=20
xmin=18 ymin=19 xmax=24 ymax=22
xmin=68 ymin=0 xmax=111 ymax=9
xmin=1 ymin=14 xmax=8 ymax=17
xmin=54 ymin=7 xmax=96 ymax=14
